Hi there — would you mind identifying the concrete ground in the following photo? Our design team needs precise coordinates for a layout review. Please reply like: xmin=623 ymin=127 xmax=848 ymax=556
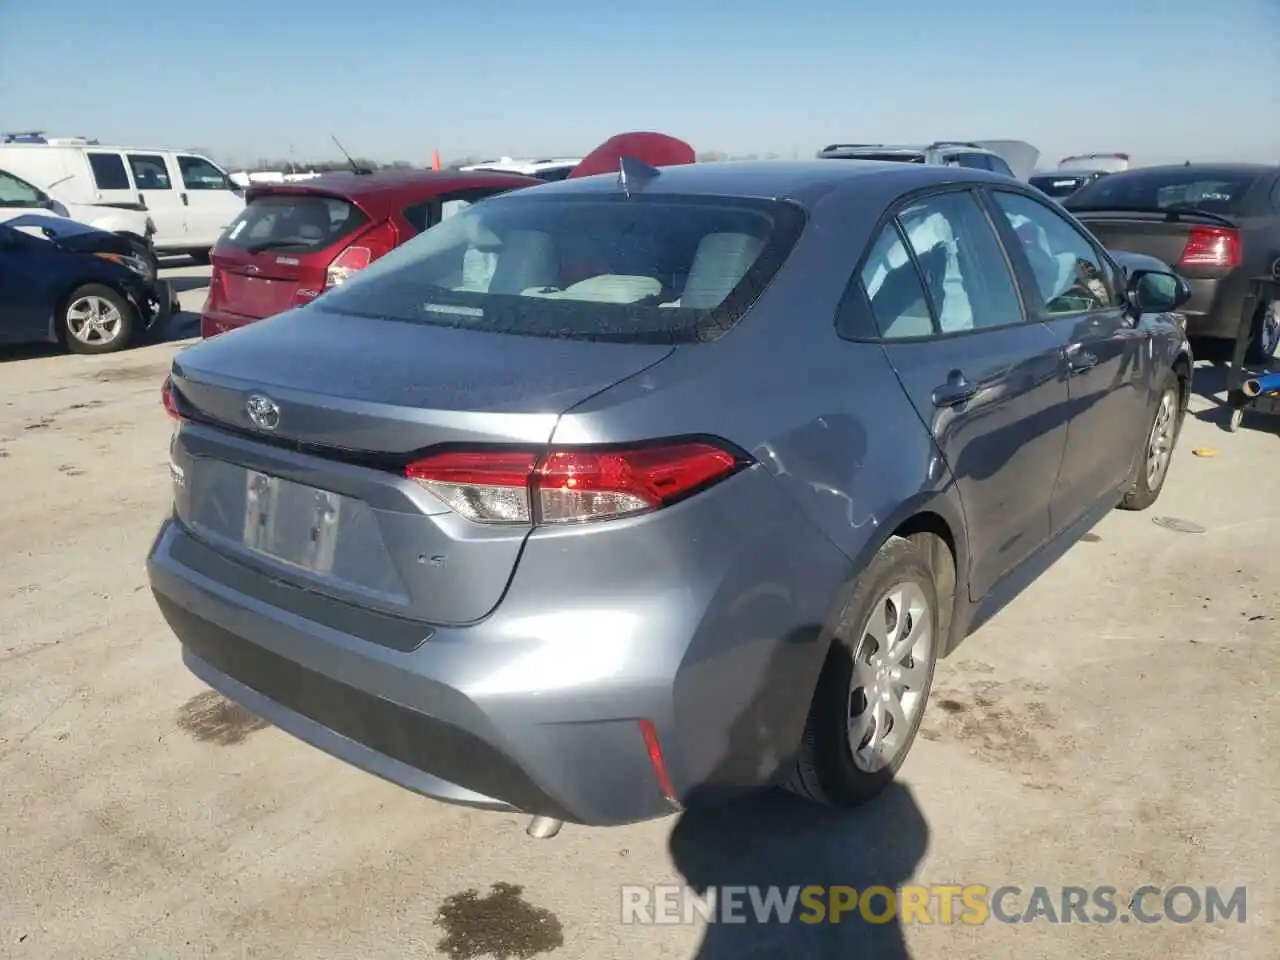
xmin=1 ymin=265 xmax=1276 ymax=959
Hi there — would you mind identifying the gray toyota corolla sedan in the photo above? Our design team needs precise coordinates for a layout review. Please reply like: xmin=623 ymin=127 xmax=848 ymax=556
xmin=148 ymin=158 xmax=1193 ymax=834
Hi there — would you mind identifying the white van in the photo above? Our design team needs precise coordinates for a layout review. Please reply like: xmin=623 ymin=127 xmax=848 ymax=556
xmin=0 ymin=134 xmax=244 ymax=260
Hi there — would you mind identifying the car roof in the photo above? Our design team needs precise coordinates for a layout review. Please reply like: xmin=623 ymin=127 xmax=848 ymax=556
xmin=508 ymin=159 xmax=1002 ymax=205
xmin=246 ymin=168 xmax=543 ymax=207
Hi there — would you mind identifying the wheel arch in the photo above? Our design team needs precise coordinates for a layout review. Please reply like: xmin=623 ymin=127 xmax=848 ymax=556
xmin=816 ymin=491 xmax=971 ymax=667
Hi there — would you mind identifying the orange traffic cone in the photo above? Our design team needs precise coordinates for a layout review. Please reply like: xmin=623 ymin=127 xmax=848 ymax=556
xmin=432 ymin=149 xmax=442 ymax=171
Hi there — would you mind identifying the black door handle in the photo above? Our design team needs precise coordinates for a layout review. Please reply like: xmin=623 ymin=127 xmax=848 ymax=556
xmin=181 ymin=192 xmax=189 ymax=206
xmin=932 ymin=370 xmax=977 ymax=407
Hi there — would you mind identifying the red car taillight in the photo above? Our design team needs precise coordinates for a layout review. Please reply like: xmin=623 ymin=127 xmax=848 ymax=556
xmin=325 ymin=220 xmax=399 ymax=290
xmin=161 ymin=375 xmax=185 ymax=421
xmin=405 ymin=442 xmax=744 ymax=525
xmin=1178 ymin=225 xmax=1242 ymax=270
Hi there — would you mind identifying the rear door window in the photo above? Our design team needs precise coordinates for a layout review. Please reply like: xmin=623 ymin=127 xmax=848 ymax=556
xmin=127 ymin=154 xmax=172 ymax=191
xmin=87 ymin=153 xmax=130 ymax=190
xmin=316 ymin=193 xmax=804 ymax=344
xmin=894 ymin=190 xmax=1025 ymax=332
xmin=220 ymin=195 xmax=369 ymax=253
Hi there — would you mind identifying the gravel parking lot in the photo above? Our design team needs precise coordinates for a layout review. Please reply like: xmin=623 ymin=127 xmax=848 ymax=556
xmin=2 ymin=262 xmax=1277 ymax=959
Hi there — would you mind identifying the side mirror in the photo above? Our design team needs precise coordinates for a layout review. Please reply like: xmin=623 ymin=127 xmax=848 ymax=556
xmin=1127 ymin=269 xmax=1191 ymax=314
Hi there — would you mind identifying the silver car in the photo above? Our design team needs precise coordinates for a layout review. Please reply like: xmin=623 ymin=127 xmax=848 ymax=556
xmin=148 ymin=159 xmax=1192 ymax=834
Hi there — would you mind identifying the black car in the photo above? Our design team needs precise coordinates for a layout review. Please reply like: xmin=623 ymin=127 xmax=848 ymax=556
xmin=1029 ymin=169 xmax=1110 ymax=201
xmin=0 ymin=215 xmax=177 ymax=353
xmin=1063 ymin=163 xmax=1280 ymax=362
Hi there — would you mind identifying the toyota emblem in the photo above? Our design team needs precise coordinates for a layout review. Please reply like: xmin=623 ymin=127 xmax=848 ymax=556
xmin=245 ymin=394 xmax=280 ymax=431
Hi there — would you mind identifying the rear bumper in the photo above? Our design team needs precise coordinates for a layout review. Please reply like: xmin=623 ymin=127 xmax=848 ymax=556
xmin=200 ymin=306 xmax=262 ymax=338
xmin=1179 ymin=274 xmax=1271 ymax=341
xmin=146 ymin=467 xmax=851 ymax=826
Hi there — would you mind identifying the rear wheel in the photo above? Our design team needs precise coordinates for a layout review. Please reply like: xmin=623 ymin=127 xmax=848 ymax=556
xmin=1119 ymin=372 xmax=1180 ymax=511
xmin=62 ymin=284 xmax=135 ymax=355
xmin=786 ymin=536 xmax=939 ymax=808
xmin=1246 ymin=301 xmax=1279 ymax=367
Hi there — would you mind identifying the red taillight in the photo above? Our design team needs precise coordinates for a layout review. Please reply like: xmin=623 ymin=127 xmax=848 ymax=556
xmin=404 ymin=442 xmax=743 ymax=525
xmin=1179 ymin=226 xmax=1242 ymax=269
xmin=161 ymin=374 xmax=184 ymax=421
xmin=638 ymin=719 xmax=678 ymax=805
xmin=325 ymin=220 xmax=399 ymax=290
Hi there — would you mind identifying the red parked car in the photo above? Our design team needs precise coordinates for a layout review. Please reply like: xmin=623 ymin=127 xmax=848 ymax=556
xmin=200 ymin=170 xmax=540 ymax=337
xmin=200 ymin=133 xmax=697 ymax=338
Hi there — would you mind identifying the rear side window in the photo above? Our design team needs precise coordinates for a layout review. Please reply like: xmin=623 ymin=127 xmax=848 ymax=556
xmin=128 ymin=154 xmax=172 ymax=190
xmin=88 ymin=153 xmax=130 ymax=190
xmin=860 ymin=224 xmax=935 ymax=338
xmin=986 ymin=156 xmax=1014 ymax=178
xmin=1068 ymin=168 xmax=1261 ymax=213
xmin=219 ymin=195 xmax=369 ymax=253
xmin=949 ymin=153 xmax=991 ymax=170
xmin=316 ymin=194 xmax=804 ymax=344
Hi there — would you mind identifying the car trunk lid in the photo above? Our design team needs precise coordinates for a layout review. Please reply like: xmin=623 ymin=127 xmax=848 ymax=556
xmin=166 ymin=307 xmax=675 ymax=625
xmin=1071 ymin=208 xmax=1243 ymax=278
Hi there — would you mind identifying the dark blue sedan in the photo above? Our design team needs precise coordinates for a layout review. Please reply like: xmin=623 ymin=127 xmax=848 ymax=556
xmin=0 ymin=215 xmax=176 ymax=353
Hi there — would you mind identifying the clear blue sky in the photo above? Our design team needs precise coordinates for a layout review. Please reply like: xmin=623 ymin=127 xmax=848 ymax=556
xmin=1 ymin=0 xmax=1277 ymax=168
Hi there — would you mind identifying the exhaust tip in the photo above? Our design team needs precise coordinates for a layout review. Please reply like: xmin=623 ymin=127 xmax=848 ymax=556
xmin=526 ymin=816 xmax=563 ymax=839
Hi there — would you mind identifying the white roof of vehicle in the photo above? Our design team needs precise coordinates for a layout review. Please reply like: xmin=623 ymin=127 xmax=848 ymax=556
xmin=459 ymin=157 xmax=582 ymax=175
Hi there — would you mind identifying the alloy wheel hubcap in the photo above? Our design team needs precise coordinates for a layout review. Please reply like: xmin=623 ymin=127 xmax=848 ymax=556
xmin=1146 ymin=389 xmax=1176 ymax=490
xmin=848 ymin=580 xmax=933 ymax=773
xmin=66 ymin=296 xmax=123 ymax=345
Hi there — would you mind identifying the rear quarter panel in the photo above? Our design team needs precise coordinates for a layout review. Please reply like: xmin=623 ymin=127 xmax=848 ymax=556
xmin=546 ymin=179 xmax=971 ymax=789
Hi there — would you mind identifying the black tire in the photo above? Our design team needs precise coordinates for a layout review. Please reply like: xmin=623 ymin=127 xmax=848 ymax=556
xmin=188 ymin=249 xmax=212 ymax=266
xmin=785 ymin=535 xmax=940 ymax=808
xmin=61 ymin=284 xmax=136 ymax=355
xmin=1119 ymin=370 xmax=1181 ymax=511
xmin=1245 ymin=301 xmax=1279 ymax=367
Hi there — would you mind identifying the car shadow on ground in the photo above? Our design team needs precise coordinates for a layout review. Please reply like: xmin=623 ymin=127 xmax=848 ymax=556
xmin=168 ymin=276 xmax=211 ymax=295
xmin=667 ymin=624 xmax=928 ymax=959
xmin=162 ymin=311 xmax=201 ymax=342
xmin=1190 ymin=356 xmax=1280 ymax=433
xmin=670 ymin=785 xmax=926 ymax=959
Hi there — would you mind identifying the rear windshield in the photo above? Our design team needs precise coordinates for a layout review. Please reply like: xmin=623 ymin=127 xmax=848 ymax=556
xmin=1066 ymin=168 xmax=1261 ymax=214
xmin=313 ymin=193 xmax=804 ymax=344
xmin=1030 ymin=175 xmax=1089 ymax=198
xmin=219 ymin=194 xmax=369 ymax=253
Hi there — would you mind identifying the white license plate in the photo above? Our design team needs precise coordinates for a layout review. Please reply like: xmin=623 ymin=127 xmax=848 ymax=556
xmin=242 ymin=470 xmax=341 ymax=573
